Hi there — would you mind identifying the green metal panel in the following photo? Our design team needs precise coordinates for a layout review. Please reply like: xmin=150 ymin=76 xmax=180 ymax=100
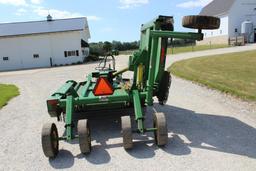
xmin=132 ymin=90 xmax=143 ymax=120
xmin=80 ymin=74 xmax=92 ymax=97
xmin=132 ymin=90 xmax=144 ymax=133
xmin=146 ymin=37 xmax=159 ymax=106
xmin=154 ymin=38 xmax=163 ymax=84
xmin=151 ymin=30 xmax=204 ymax=40
xmin=59 ymin=89 xmax=137 ymax=107
xmin=65 ymin=95 xmax=74 ymax=141
xmin=51 ymin=81 xmax=76 ymax=97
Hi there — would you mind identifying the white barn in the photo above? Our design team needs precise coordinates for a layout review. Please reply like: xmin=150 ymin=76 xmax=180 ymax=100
xmin=0 ymin=16 xmax=90 ymax=71
xmin=198 ymin=0 xmax=256 ymax=45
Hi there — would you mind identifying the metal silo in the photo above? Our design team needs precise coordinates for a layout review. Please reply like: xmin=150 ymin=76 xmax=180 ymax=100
xmin=241 ymin=20 xmax=254 ymax=43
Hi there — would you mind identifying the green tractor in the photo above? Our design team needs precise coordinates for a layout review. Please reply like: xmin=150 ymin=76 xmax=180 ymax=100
xmin=42 ymin=15 xmax=220 ymax=158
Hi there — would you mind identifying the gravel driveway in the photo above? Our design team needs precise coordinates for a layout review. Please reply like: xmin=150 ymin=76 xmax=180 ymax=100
xmin=0 ymin=45 xmax=256 ymax=171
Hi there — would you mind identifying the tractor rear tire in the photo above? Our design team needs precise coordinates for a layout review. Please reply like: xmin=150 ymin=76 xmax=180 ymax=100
xmin=153 ymin=112 xmax=168 ymax=146
xmin=78 ymin=119 xmax=91 ymax=154
xmin=121 ymin=116 xmax=133 ymax=150
xmin=41 ymin=123 xmax=59 ymax=158
xmin=182 ymin=15 xmax=220 ymax=30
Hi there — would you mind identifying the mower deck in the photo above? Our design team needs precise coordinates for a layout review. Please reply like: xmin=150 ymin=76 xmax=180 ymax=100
xmin=41 ymin=15 xmax=220 ymax=158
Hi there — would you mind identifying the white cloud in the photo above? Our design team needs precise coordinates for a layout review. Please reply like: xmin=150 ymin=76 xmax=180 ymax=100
xmin=119 ymin=0 xmax=149 ymax=9
xmin=15 ymin=8 xmax=27 ymax=16
xmin=176 ymin=0 xmax=213 ymax=9
xmin=86 ymin=15 xmax=101 ymax=21
xmin=0 ymin=0 xmax=27 ymax=6
xmin=0 ymin=0 xmax=101 ymax=21
xmin=30 ymin=0 xmax=43 ymax=4
xmin=33 ymin=7 xmax=101 ymax=21
xmin=100 ymin=27 xmax=113 ymax=33
xmin=33 ymin=7 xmax=83 ymax=19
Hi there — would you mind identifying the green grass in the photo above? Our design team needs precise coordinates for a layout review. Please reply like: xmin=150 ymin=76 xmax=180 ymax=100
xmin=168 ymin=50 xmax=256 ymax=101
xmin=167 ymin=44 xmax=230 ymax=54
xmin=0 ymin=84 xmax=19 ymax=108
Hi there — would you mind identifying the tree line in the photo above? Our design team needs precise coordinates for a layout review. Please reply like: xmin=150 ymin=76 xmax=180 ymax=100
xmin=89 ymin=41 xmax=139 ymax=56
xmin=89 ymin=39 xmax=195 ymax=57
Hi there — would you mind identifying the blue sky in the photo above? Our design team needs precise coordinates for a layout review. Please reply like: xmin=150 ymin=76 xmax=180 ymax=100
xmin=0 ymin=0 xmax=212 ymax=42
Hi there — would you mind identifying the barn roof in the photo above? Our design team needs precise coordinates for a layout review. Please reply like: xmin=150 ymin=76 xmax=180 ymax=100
xmin=200 ymin=0 xmax=236 ymax=16
xmin=0 ymin=17 xmax=89 ymax=38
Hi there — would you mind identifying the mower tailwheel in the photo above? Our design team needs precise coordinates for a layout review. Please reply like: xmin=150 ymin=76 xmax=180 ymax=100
xmin=153 ymin=112 xmax=168 ymax=146
xmin=121 ymin=116 xmax=133 ymax=150
xmin=182 ymin=15 xmax=220 ymax=30
xmin=78 ymin=119 xmax=92 ymax=154
xmin=157 ymin=71 xmax=172 ymax=105
xmin=41 ymin=123 xmax=59 ymax=158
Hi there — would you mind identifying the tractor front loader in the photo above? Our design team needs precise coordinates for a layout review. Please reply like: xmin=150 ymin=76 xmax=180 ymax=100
xmin=41 ymin=15 xmax=220 ymax=158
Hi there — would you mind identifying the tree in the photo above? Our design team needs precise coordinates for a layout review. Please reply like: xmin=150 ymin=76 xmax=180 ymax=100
xmin=103 ymin=41 xmax=112 ymax=53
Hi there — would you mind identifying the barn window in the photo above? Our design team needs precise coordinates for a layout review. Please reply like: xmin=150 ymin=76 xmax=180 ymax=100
xmin=3 ymin=57 xmax=9 ymax=61
xmin=33 ymin=54 xmax=39 ymax=58
xmin=64 ymin=50 xmax=79 ymax=57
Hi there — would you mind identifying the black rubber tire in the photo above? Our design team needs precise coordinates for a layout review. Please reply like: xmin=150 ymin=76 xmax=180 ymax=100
xmin=121 ymin=116 xmax=133 ymax=150
xmin=153 ymin=112 xmax=168 ymax=146
xmin=41 ymin=123 xmax=59 ymax=158
xmin=78 ymin=119 xmax=91 ymax=154
xmin=182 ymin=15 xmax=220 ymax=30
xmin=157 ymin=71 xmax=172 ymax=105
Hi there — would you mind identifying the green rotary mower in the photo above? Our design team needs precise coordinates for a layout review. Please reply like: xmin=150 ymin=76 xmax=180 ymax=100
xmin=41 ymin=15 xmax=220 ymax=158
